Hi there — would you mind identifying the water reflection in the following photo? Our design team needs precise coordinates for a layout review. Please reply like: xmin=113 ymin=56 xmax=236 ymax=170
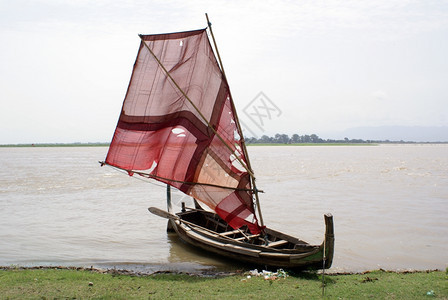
xmin=95 ymin=229 xmax=251 ymax=275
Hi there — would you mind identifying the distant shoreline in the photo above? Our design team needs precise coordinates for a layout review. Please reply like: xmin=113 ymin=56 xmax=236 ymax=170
xmin=1 ymin=142 xmax=447 ymax=148
xmin=0 ymin=143 xmax=110 ymax=148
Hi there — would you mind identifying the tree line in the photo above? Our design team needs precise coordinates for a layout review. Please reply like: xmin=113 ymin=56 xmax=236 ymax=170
xmin=244 ymin=133 xmax=420 ymax=144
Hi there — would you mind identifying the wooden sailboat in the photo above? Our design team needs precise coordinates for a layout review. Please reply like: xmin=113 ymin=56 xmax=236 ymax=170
xmin=102 ymin=14 xmax=334 ymax=269
xmin=151 ymin=206 xmax=334 ymax=269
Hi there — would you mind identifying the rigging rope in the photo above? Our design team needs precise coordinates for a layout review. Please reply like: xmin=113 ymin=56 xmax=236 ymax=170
xmin=100 ymin=161 xmax=263 ymax=193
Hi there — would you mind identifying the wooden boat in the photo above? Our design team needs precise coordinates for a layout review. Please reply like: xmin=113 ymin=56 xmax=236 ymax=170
xmin=150 ymin=206 xmax=334 ymax=269
xmin=101 ymin=14 xmax=334 ymax=270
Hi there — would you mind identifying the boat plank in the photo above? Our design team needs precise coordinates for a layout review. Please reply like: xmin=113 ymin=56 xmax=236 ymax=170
xmin=223 ymin=244 xmax=261 ymax=257
xmin=267 ymin=239 xmax=288 ymax=248
xmin=234 ymin=234 xmax=260 ymax=241
xmin=219 ymin=229 xmax=241 ymax=237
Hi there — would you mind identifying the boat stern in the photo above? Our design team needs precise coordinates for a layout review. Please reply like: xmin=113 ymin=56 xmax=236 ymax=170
xmin=322 ymin=213 xmax=335 ymax=269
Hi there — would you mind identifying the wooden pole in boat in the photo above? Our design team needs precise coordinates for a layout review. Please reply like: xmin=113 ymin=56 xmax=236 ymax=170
xmin=166 ymin=184 xmax=175 ymax=232
xmin=149 ymin=207 xmax=237 ymax=242
xmin=166 ymin=184 xmax=172 ymax=213
xmin=205 ymin=13 xmax=265 ymax=228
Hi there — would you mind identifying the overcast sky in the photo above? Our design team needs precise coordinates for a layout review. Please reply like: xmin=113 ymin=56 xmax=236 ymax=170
xmin=1 ymin=0 xmax=447 ymax=143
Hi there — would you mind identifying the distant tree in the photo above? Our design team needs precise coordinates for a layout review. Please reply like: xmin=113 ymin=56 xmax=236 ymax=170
xmin=281 ymin=134 xmax=290 ymax=144
xmin=310 ymin=134 xmax=323 ymax=143
xmin=274 ymin=133 xmax=282 ymax=143
xmin=274 ymin=133 xmax=290 ymax=144
xmin=260 ymin=135 xmax=271 ymax=143
xmin=291 ymin=133 xmax=300 ymax=143
xmin=245 ymin=137 xmax=257 ymax=144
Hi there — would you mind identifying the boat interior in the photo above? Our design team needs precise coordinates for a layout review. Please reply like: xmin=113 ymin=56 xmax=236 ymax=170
xmin=178 ymin=208 xmax=306 ymax=250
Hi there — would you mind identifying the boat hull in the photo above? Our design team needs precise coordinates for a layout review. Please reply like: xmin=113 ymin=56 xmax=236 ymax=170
xmin=163 ymin=209 xmax=334 ymax=270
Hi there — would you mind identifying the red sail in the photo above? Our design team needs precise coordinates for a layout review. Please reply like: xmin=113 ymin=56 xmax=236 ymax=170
xmin=105 ymin=29 xmax=261 ymax=234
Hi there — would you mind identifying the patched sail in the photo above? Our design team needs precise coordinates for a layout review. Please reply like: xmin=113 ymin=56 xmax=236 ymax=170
xmin=105 ymin=29 xmax=261 ymax=234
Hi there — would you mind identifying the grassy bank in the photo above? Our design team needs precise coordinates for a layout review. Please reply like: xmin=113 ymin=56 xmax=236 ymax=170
xmin=0 ymin=267 xmax=446 ymax=299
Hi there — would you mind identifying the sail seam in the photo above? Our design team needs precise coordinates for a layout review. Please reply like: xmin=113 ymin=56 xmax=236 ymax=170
xmin=138 ymin=34 xmax=254 ymax=178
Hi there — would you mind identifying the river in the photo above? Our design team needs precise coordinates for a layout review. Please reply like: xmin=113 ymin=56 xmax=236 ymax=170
xmin=0 ymin=145 xmax=446 ymax=273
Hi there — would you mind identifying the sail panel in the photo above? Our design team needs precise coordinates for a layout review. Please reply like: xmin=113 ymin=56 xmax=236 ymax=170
xmin=106 ymin=28 xmax=261 ymax=234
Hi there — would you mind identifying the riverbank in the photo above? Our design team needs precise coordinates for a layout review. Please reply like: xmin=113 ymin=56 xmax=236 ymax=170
xmin=1 ymin=266 xmax=446 ymax=299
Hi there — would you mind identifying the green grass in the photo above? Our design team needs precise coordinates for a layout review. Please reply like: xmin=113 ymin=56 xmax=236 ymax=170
xmin=0 ymin=268 xmax=446 ymax=299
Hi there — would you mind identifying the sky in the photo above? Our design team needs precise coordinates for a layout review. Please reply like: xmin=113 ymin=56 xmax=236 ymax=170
xmin=1 ymin=0 xmax=447 ymax=143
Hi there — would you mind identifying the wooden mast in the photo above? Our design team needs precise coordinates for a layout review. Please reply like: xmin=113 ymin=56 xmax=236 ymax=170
xmin=205 ymin=13 xmax=265 ymax=228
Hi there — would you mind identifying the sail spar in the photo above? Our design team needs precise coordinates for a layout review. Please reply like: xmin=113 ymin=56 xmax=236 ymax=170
xmin=105 ymin=28 xmax=262 ymax=234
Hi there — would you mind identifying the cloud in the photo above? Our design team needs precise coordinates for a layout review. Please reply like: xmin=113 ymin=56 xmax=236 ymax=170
xmin=1 ymin=0 xmax=447 ymax=143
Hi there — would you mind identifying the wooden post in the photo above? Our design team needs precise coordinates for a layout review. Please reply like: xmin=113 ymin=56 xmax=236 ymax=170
xmin=166 ymin=184 xmax=174 ymax=232
xmin=166 ymin=184 xmax=172 ymax=213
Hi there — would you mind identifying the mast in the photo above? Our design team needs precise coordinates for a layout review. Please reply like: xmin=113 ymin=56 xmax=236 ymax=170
xmin=205 ymin=13 xmax=265 ymax=228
